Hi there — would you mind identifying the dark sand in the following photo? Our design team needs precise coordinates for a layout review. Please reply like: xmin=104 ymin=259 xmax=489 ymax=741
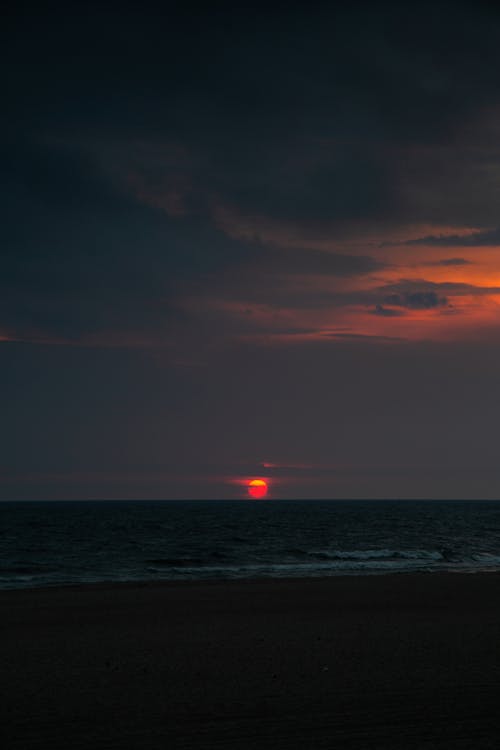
xmin=2 ymin=574 xmax=500 ymax=749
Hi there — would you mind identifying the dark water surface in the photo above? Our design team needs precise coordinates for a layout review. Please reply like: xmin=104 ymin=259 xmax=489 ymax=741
xmin=2 ymin=500 xmax=500 ymax=589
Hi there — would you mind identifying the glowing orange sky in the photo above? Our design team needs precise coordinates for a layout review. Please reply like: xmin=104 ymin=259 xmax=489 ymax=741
xmin=177 ymin=225 xmax=500 ymax=348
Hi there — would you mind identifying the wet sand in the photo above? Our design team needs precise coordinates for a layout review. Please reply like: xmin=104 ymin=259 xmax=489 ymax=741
xmin=2 ymin=573 xmax=500 ymax=749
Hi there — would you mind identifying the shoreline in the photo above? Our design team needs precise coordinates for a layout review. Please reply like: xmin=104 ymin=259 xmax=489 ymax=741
xmin=3 ymin=572 xmax=500 ymax=748
xmin=2 ymin=566 xmax=500 ymax=595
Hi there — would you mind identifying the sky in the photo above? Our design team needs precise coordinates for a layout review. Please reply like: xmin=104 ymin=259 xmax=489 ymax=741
xmin=4 ymin=1 xmax=500 ymax=499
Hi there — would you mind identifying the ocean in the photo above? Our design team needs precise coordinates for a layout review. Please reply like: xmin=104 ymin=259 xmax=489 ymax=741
xmin=2 ymin=499 xmax=500 ymax=589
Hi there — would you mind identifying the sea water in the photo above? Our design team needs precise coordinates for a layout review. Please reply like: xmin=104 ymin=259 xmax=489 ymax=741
xmin=2 ymin=499 xmax=500 ymax=589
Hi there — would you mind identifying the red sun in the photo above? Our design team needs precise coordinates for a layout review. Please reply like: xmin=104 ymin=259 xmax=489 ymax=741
xmin=248 ymin=479 xmax=268 ymax=499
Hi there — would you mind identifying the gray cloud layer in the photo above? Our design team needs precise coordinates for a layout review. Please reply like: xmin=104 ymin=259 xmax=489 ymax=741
xmin=406 ymin=228 xmax=500 ymax=247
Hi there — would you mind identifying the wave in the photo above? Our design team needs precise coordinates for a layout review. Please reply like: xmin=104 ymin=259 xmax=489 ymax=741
xmin=146 ymin=557 xmax=204 ymax=568
xmin=306 ymin=548 xmax=443 ymax=562
xmin=0 ymin=563 xmax=56 ymax=576
xmin=472 ymin=552 xmax=500 ymax=565
xmin=282 ymin=548 xmax=311 ymax=558
xmin=138 ymin=552 xmax=452 ymax=581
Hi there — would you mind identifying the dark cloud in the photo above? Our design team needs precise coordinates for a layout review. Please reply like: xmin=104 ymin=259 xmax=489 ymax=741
xmin=261 ymin=248 xmax=386 ymax=277
xmin=383 ymin=291 xmax=448 ymax=309
xmin=375 ymin=279 xmax=500 ymax=300
xmin=405 ymin=228 xmax=500 ymax=247
xmin=200 ymin=145 xmax=398 ymax=227
xmin=325 ymin=332 xmax=406 ymax=342
xmin=300 ymin=279 xmax=500 ymax=316
xmin=6 ymin=3 xmax=500 ymax=235
xmin=373 ymin=304 xmax=406 ymax=317
xmin=0 ymin=138 xmax=265 ymax=342
xmin=0 ymin=137 xmax=388 ymax=344
xmin=435 ymin=258 xmax=472 ymax=266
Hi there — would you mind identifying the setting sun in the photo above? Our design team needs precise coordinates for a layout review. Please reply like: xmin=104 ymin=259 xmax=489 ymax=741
xmin=248 ymin=479 xmax=268 ymax=499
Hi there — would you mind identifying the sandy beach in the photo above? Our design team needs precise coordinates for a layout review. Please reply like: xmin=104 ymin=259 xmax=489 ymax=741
xmin=2 ymin=573 xmax=500 ymax=749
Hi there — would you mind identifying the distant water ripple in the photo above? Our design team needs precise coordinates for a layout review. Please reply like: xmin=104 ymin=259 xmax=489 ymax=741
xmin=2 ymin=500 xmax=500 ymax=589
